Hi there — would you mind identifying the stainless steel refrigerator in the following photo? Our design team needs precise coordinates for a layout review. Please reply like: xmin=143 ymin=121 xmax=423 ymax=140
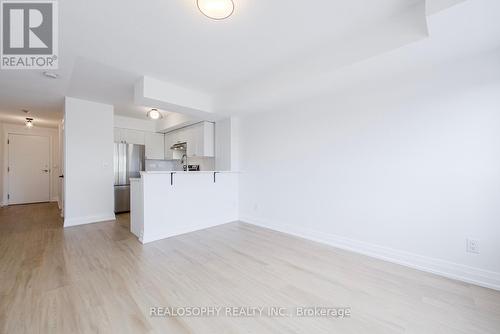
xmin=114 ymin=143 xmax=145 ymax=213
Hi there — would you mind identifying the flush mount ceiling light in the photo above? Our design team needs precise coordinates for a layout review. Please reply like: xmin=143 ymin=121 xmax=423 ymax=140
xmin=25 ymin=118 xmax=34 ymax=128
xmin=43 ymin=71 xmax=59 ymax=79
xmin=147 ymin=108 xmax=162 ymax=120
xmin=197 ymin=0 xmax=234 ymax=20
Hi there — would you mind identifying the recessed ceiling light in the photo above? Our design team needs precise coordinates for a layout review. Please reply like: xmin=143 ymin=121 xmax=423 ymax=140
xmin=197 ymin=0 xmax=234 ymax=20
xmin=25 ymin=118 xmax=34 ymax=128
xmin=43 ymin=71 xmax=59 ymax=79
xmin=147 ymin=108 xmax=162 ymax=120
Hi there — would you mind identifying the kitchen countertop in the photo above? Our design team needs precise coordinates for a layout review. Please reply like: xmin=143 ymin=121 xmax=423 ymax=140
xmin=140 ymin=171 xmax=238 ymax=175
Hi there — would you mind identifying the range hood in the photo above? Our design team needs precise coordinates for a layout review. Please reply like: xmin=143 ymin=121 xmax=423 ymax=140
xmin=170 ymin=142 xmax=187 ymax=150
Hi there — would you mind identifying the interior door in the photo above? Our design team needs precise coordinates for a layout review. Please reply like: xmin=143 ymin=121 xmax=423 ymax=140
xmin=8 ymin=134 xmax=51 ymax=205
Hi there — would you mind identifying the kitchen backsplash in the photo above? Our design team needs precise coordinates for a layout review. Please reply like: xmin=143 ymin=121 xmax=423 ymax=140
xmin=145 ymin=160 xmax=179 ymax=171
xmin=188 ymin=157 xmax=215 ymax=171
xmin=145 ymin=158 xmax=215 ymax=172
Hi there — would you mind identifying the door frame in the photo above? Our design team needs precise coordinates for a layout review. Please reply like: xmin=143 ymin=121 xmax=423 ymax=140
xmin=2 ymin=124 xmax=59 ymax=206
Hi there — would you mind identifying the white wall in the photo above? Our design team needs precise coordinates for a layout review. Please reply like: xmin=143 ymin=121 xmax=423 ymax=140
xmin=238 ymin=52 xmax=500 ymax=290
xmin=1 ymin=123 xmax=60 ymax=206
xmin=135 ymin=76 xmax=215 ymax=119
xmin=114 ymin=115 xmax=157 ymax=132
xmin=215 ymin=117 xmax=239 ymax=171
xmin=64 ymin=97 xmax=115 ymax=226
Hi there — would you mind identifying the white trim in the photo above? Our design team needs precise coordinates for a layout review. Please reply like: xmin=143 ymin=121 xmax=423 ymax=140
xmin=2 ymin=199 xmax=58 ymax=206
xmin=64 ymin=213 xmax=116 ymax=227
xmin=241 ymin=216 xmax=500 ymax=291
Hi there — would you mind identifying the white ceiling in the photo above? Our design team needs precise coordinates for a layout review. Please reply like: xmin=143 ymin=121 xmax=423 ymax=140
xmin=0 ymin=0 xmax=498 ymax=128
xmin=219 ymin=0 xmax=500 ymax=114
xmin=62 ymin=0 xmax=421 ymax=91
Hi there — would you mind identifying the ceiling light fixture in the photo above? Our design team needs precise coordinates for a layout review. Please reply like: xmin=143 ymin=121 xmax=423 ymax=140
xmin=197 ymin=0 xmax=234 ymax=20
xmin=25 ymin=118 xmax=34 ymax=128
xmin=147 ymin=108 xmax=162 ymax=120
xmin=43 ymin=71 xmax=59 ymax=79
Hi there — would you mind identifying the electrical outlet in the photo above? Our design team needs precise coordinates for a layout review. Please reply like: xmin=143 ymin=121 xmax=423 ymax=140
xmin=466 ymin=238 xmax=480 ymax=254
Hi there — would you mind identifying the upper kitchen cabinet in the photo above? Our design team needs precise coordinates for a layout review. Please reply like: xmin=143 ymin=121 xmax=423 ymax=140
xmin=188 ymin=122 xmax=214 ymax=157
xmin=114 ymin=128 xmax=145 ymax=145
xmin=164 ymin=122 xmax=215 ymax=159
xmin=144 ymin=132 xmax=165 ymax=160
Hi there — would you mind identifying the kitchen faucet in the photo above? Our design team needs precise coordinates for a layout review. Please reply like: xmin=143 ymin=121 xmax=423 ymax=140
xmin=181 ymin=153 xmax=188 ymax=171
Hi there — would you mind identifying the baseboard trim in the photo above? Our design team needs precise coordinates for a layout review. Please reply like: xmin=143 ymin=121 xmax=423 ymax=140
xmin=240 ymin=216 xmax=500 ymax=291
xmin=64 ymin=213 xmax=116 ymax=227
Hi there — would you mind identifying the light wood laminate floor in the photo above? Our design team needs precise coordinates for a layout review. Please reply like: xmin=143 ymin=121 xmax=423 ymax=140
xmin=1 ymin=203 xmax=499 ymax=333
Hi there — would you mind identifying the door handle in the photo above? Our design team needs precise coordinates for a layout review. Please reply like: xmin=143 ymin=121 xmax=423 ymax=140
xmin=42 ymin=169 xmax=50 ymax=173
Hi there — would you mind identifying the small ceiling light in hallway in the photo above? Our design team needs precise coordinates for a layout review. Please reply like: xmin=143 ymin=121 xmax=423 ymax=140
xmin=197 ymin=0 xmax=234 ymax=20
xmin=25 ymin=118 xmax=34 ymax=128
xmin=43 ymin=71 xmax=59 ymax=79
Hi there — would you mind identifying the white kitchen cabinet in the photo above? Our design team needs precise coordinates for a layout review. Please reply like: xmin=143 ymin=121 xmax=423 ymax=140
xmin=164 ymin=122 xmax=214 ymax=159
xmin=190 ymin=122 xmax=215 ymax=157
xmin=185 ymin=125 xmax=197 ymax=157
xmin=144 ymin=132 xmax=165 ymax=160
xmin=114 ymin=128 xmax=145 ymax=145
